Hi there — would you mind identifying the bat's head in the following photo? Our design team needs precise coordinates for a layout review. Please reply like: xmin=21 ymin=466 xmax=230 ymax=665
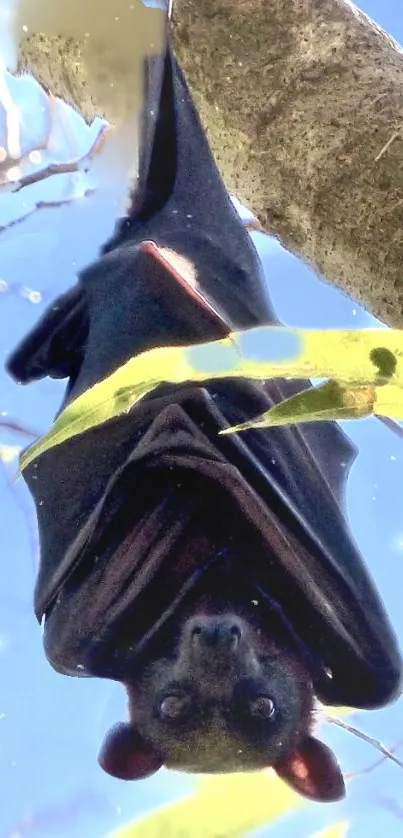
xmin=98 ymin=613 xmax=345 ymax=802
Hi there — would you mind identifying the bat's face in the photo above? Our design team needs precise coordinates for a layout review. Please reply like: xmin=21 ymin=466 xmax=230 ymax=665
xmin=99 ymin=613 xmax=345 ymax=802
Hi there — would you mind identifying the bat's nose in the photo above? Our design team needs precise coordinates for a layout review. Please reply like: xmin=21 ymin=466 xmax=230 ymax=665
xmin=190 ymin=616 xmax=243 ymax=650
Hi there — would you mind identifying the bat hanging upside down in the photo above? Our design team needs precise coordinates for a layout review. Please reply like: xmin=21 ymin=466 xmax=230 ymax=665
xmin=6 ymin=36 xmax=402 ymax=802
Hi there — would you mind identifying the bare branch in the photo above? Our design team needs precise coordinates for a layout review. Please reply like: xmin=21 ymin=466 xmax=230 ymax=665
xmin=0 ymin=419 xmax=41 ymax=440
xmin=376 ymin=797 xmax=403 ymax=820
xmin=345 ymin=738 xmax=403 ymax=781
xmin=11 ymin=120 xmax=110 ymax=193
xmin=0 ymin=187 xmax=95 ymax=236
xmin=324 ymin=715 xmax=403 ymax=772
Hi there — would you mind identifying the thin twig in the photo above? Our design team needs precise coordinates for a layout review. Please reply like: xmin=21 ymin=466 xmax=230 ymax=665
xmin=376 ymin=796 xmax=403 ymax=820
xmin=375 ymin=130 xmax=401 ymax=162
xmin=375 ymin=414 xmax=403 ymax=442
xmin=345 ymin=737 xmax=403 ymax=780
xmin=0 ymin=94 xmax=56 ymax=181
xmin=0 ymin=187 xmax=96 ymax=237
xmin=0 ymin=419 xmax=40 ymax=440
xmin=11 ymin=121 xmax=110 ymax=193
xmin=324 ymin=715 xmax=403 ymax=771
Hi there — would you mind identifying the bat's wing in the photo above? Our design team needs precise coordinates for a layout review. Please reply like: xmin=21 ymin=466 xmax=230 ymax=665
xmin=7 ymin=44 xmax=402 ymax=710
xmin=9 ymin=285 xmax=88 ymax=384
xmin=128 ymin=24 xmax=169 ymax=219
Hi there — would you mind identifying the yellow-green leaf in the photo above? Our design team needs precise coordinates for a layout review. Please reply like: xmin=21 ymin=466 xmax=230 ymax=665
xmin=220 ymin=380 xmax=376 ymax=434
xmin=19 ymin=326 xmax=403 ymax=473
xmin=110 ymin=771 xmax=303 ymax=838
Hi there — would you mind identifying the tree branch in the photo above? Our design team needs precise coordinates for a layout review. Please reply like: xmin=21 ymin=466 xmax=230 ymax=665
xmin=171 ymin=0 xmax=403 ymax=328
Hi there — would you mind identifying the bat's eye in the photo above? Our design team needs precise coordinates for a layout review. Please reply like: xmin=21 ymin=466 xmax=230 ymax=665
xmin=159 ymin=694 xmax=190 ymax=721
xmin=249 ymin=695 xmax=276 ymax=719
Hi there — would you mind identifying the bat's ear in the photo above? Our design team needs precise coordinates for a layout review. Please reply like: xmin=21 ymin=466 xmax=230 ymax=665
xmin=6 ymin=285 xmax=88 ymax=384
xmin=274 ymin=736 xmax=345 ymax=802
xmin=98 ymin=722 xmax=163 ymax=781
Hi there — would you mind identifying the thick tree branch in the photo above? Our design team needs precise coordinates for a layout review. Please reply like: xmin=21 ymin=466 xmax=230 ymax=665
xmin=171 ymin=0 xmax=403 ymax=328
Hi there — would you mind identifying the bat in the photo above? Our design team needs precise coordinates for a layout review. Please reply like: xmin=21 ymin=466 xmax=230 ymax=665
xmin=6 ymin=37 xmax=402 ymax=802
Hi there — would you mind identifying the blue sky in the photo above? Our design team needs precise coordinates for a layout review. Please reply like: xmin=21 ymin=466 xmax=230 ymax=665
xmin=1 ymin=2 xmax=403 ymax=837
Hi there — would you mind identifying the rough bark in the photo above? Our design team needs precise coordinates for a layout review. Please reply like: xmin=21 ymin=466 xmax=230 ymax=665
xmin=8 ymin=0 xmax=403 ymax=327
xmin=171 ymin=0 xmax=403 ymax=328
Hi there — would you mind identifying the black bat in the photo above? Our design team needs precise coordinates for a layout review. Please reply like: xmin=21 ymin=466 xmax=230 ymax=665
xmin=6 ymin=38 xmax=402 ymax=803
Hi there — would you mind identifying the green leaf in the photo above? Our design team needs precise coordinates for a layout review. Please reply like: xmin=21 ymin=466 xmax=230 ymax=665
xmin=220 ymin=380 xmax=376 ymax=434
xmin=110 ymin=771 xmax=304 ymax=838
xmin=19 ymin=325 xmax=403 ymax=473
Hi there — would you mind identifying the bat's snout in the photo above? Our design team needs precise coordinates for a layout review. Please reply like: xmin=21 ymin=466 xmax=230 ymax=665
xmin=190 ymin=615 xmax=243 ymax=652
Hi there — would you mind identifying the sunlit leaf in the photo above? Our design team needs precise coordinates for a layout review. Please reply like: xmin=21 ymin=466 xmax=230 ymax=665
xmin=110 ymin=771 xmax=304 ymax=838
xmin=19 ymin=342 xmax=196 ymax=472
xmin=19 ymin=325 xmax=403 ymax=472
xmin=220 ymin=380 xmax=376 ymax=434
